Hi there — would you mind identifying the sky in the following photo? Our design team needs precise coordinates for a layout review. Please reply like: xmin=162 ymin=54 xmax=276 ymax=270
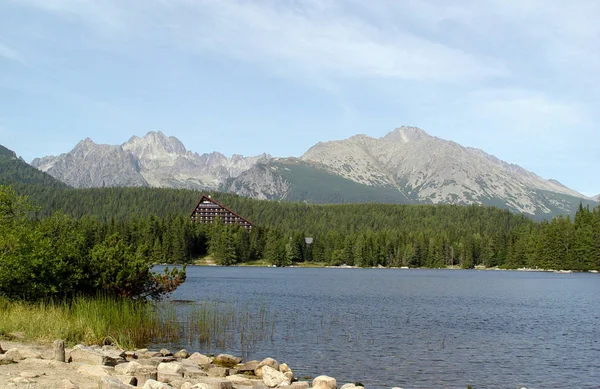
xmin=0 ymin=0 xmax=598 ymax=197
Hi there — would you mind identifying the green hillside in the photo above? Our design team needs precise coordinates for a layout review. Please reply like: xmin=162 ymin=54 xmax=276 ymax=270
xmin=0 ymin=144 xmax=68 ymax=190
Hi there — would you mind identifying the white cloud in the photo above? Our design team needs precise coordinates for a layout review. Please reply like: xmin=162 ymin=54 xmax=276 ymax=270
xmin=0 ymin=41 xmax=23 ymax=63
xmin=12 ymin=0 xmax=508 ymax=84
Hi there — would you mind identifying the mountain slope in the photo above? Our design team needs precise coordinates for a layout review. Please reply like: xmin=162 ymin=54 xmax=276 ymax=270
xmin=32 ymin=131 xmax=270 ymax=190
xmin=0 ymin=144 xmax=68 ymax=189
xmin=300 ymin=126 xmax=592 ymax=217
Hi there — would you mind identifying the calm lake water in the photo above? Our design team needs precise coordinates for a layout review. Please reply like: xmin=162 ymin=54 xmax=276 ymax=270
xmin=163 ymin=267 xmax=600 ymax=389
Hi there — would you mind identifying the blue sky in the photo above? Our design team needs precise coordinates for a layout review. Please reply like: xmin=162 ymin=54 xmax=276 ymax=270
xmin=0 ymin=0 xmax=598 ymax=197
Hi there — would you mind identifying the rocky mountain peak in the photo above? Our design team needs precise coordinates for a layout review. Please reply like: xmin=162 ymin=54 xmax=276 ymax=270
xmin=124 ymin=131 xmax=187 ymax=156
xmin=383 ymin=126 xmax=430 ymax=143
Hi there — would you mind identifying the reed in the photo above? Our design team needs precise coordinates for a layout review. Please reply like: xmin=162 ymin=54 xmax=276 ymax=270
xmin=0 ymin=295 xmax=179 ymax=349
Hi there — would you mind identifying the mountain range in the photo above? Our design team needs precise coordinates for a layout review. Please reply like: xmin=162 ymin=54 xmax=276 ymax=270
xmin=29 ymin=127 xmax=596 ymax=219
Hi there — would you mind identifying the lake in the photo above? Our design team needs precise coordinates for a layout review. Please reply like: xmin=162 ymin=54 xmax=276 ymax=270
xmin=164 ymin=267 xmax=600 ymax=389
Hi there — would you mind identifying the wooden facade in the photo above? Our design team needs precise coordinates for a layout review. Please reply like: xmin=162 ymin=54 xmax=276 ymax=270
xmin=190 ymin=195 xmax=253 ymax=231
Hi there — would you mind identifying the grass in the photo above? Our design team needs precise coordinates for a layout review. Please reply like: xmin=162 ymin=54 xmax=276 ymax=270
xmin=0 ymin=296 xmax=276 ymax=355
xmin=0 ymin=295 xmax=179 ymax=350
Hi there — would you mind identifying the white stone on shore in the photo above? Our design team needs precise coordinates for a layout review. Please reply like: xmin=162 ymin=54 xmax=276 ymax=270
xmin=188 ymin=352 xmax=213 ymax=365
xmin=143 ymin=379 xmax=173 ymax=389
xmin=115 ymin=360 xmax=142 ymax=375
xmin=256 ymin=357 xmax=280 ymax=378
xmin=312 ymin=375 xmax=337 ymax=389
xmin=262 ymin=365 xmax=291 ymax=388
xmin=157 ymin=361 xmax=184 ymax=383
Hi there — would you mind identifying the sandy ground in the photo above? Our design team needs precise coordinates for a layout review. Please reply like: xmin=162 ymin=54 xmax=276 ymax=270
xmin=0 ymin=340 xmax=100 ymax=389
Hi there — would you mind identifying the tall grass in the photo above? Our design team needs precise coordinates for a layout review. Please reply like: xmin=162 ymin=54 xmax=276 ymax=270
xmin=181 ymin=301 xmax=276 ymax=356
xmin=0 ymin=296 xmax=179 ymax=349
xmin=0 ymin=296 xmax=276 ymax=354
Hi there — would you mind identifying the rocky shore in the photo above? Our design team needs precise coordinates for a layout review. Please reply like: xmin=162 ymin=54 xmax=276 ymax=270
xmin=0 ymin=340 xmax=376 ymax=389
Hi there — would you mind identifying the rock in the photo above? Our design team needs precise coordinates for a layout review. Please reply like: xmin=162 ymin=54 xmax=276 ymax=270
xmin=255 ymin=358 xmax=279 ymax=379
xmin=290 ymin=382 xmax=309 ymax=389
xmin=208 ymin=366 xmax=230 ymax=377
xmin=116 ymin=375 xmax=138 ymax=385
xmin=214 ymin=354 xmax=242 ymax=367
xmin=124 ymin=351 xmax=138 ymax=361
xmin=20 ymin=349 xmax=43 ymax=359
xmin=157 ymin=361 xmax=184 ymax=383
xmin=0 ymin=343 xmax=3 ymax=354
xmin=238 ymin=360 xmax=259 ymax=373
xmin=262 ymin=365 xmax=291 ymax=388
xmin=227 ymin=374 xmax=260 ymax=386
xmin=143 ymin=379 xmax=174 ymax=389
xmin=160 ymin=348 xmax=174 ymax=357
xmin=183 ymin=365 xmax=208 ymax=379
xmin=174 ymin=349 xmax=190 ymax=359
xmin=101 ymin=376 xmax=134 ymax=389
xmin=137 ymin=348 xmax=149 ymax=355
xmin=62 ymin=379 xmax=80 ymax=389
xmin=340 ymin=384 xmax=361 ymax=389
xmin=253 ymin=383 xmax=270 ymax=389
xmin=115 ymin=361 xmax=142 ymax=375
xmin=188 ymin=352 xmax=213 ymax=366
xmin=4 ymin=348 xmax=24 ymax=361
xmin=54 ymin=339 xmax=66 ymax=362
xmin=182 ymin=384 xmax=210 ymax=389
xmin=278 ymin=363 xmax=291 ymax=374
xmin=284 ymin=372 xmax=294 ymax=382
xmin=153 ymin=356 xmax=177 ymax=363
xmin=312 ymin=376 xmax=336 ymax=389
xmin=69 ymin=344 xmax=124 ymax=366
xmin=77 ymin=364 xmax=115 ymax=377
xmin=135 ymin=365 xmax=159 ymax=386
xmin=193 ymin=378 xmax=233 ymax=389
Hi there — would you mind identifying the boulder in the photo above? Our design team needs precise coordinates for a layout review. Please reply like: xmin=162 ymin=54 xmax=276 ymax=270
xmin=238 ymin=360 xmax=259 ymax=373
xmin=4 ymin=348 xmax=24 ymax=361
xmin=115 ymin=375 xmax=138 ymax=386
xmin=135 ymin=365 xmax=159 ymax=386
xmin=262 ymin=365 xmax=291 ymax=388
xmin=174 ymin=349 xmax=190 ymax=359
xmin=188 ymin=352 xmax=213 ymax=366
xmin=143 ymin=379 xmax=174 ymax=389
xmin=160 ymin=348 xmax=174 ymax=357
xmin=340 ymin=384 xmax=361 ymax=389
xmin=312 ymin=376 xmax=336 ymax=389
xmin=69 ymin=345 xmax=124 ymax=366
xmin=278 ymin=363 xmax=291 ymax=374
xmin=284 ymin=372 xmax=294 ymax=383
xmin=115 ymin=361 xmax=142 ymax=375
xmin=290 ymin=382 xmax=309 ymax=389
xmin=20 ymin=349 xmax=43 ymax=359
xmin=101 ymin=376 xmax=134 ymax=389
xmin=214 ymin=354 xmax=242 ymax=367
xmin=184 ymin=365 xmax=208 ymax=379
xmin=227 ymin=374 xmax=261 ymax=386
xmin=208 ymin=366 xmax=230 ymax=377
xmin=191 ymin=377 xmax=234 ymax=389
xmin=255 ymin=358 xmax=280 ymax=379
xmin=182 ymin=384 xmax=210 ymax=389
xmin=157 ymin=362 xmax=184 ymax=383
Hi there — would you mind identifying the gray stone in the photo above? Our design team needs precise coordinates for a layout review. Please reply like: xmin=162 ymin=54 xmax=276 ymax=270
xmin=188 ymin=352 xmax=213 ymax=365
xmin=135 ymin=365 xmax=159 ymax=386
xmin=160 ymin=348 xmax=174 ymax=356
xmin=340 ymin=384 xmax=360 ymax=389
xmin=290 ymin=382 xmax=309 ymax=389
xmin=4 ymin=348 xmax=24 ymax=361
xmin=208 ymin=366 xmax=229 ymax=377
xmin=143 ymin=379 xmax=174 ymax=389
xmin=214 ymin=354 xmax=242 ymax=367
xmin=69 ymin=345 xmax=124 ymax=366
xmin=115 ymin=361 xmax=142 ymax=375
xmin=54 ymin=339 xmax=66 ymax=362
xmin=174 ymin=349 xmax=190 ymax=359
xmin=255 ymin=358 xmax=279 ymax=379
xmin=158 ymin=361 xmax=184 ymax=383
xmin=238 ymin=360 xmax=259 ymax=373
xmin=262 ymin=365 xmax=291 ymax=388
xmin=101 ymin=376 xmax=134 ymax=389
xmin=312 ymin=376 xmax=336 ymax=389
xmin=184 ymin=365 xmax=208 ymax=379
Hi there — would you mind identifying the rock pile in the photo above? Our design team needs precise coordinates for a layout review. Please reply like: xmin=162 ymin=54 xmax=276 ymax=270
xmin=0 ymin=341 xmax=351 ymax=389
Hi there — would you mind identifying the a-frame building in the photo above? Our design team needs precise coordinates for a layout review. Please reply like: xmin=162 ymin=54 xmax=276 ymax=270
xmin=190 ymin=195 xmax=253 ymax=231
